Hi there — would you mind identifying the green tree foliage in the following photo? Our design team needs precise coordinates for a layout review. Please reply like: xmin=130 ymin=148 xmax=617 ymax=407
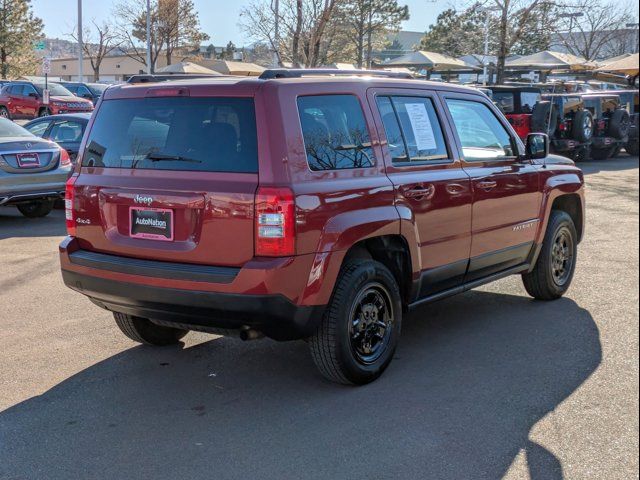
xmin=420 ymin=6 xmax=486 ymax=58
xmin=0 ymin=0 xmax=44 ymax=79
xmin=338 ymin=0 xmax=409 ymax=68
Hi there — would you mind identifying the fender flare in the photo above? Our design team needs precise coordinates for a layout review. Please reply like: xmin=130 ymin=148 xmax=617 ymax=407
xmin=535 ymin=173 xmax=585 ymax=246
xmin=299 ymin=206 xmax=409 ymax=306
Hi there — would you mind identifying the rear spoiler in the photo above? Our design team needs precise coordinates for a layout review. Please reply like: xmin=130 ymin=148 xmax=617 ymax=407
xmin=126 ymin=74 xmax=222 ymax=84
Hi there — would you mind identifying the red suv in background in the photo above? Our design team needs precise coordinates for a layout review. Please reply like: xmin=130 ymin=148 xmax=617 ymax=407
xmin=60 ymin=71 xmax=585 ymax=384
xmin=0 ymin=81 xmax=94 ymax=120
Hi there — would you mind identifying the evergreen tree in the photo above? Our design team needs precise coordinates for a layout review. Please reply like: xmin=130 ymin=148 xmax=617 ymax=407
xmin=0 ymin=0 xmax=44 ymax=79
xmin=339 ymin=0 xmax=409 ymax=68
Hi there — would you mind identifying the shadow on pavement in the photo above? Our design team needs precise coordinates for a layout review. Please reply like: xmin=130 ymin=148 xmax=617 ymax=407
xmin=0 ymin=208 xmax=66 ymax=240
xmin=0 ymin=291 xmax=601 ymax=480
xmin=579 ymin=153 xmax=638 ymax=175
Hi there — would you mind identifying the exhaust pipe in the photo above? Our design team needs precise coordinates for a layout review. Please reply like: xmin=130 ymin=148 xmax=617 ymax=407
xmin=239 ymin=327 xmax=264 ymax=341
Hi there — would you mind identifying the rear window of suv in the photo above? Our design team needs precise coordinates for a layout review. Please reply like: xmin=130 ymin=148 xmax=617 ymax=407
xmin=82 ymin=97 xmax=258 ymax=173
xmin=298 ymin=94 xmax=375 ymax=171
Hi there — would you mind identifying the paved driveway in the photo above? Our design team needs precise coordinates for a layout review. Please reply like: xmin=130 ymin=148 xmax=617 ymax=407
xmin=0 ymin=156 xmax=638 ymax=480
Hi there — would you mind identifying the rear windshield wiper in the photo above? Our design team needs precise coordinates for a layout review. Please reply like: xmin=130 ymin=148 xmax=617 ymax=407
xmin=145 ymin=153 xmax=202 ymax=163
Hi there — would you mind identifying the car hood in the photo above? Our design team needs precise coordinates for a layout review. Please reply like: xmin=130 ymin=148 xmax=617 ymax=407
xmin=532 ymin=154 xmax=576 ymax=167
xmin=50 ymin=95 xmax=92 ymax=104
xmin=0 ymin=137 xmax=58 ymax=151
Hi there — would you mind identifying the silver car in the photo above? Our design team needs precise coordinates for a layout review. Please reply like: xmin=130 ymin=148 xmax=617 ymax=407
xmin=0 ymin=117 xmax=72 ymax=217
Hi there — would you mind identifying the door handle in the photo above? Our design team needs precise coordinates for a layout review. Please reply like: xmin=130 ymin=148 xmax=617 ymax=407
xmin=402 ymin=184 xmax=435 ymax=200
xmin=477 ymin=180 xmax=498 ymax=191
xmin=445 ymin=183 xmax=466 ymax=195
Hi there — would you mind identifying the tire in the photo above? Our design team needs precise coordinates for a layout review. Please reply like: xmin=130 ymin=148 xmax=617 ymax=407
xmin=607 ymin=109 xmax=630 ymax=139
xmin=590 ymin=146 xmax=614 ymax=160
xmin=571 ymin=110 xmax=593 ymax=143
xmin=309 ymin=259 xmax=402 ymax=385
xmin=611 ymin=146 xmax=622 ymax=158
xmin=17 ymin=199 xmax=54 ymax=218
xmin=0 ymin=106 xmax=9 ymax=119
xmin=626 ymin=138 xmax=639 ymax=156
xmin=113 ymin=312 xmax=188 ymax=346
xmin=531 ymin=101 xmax=558 ymax=136
xmin=571 ymin=146 xmax=590 ymax=162
xmin=522 ymin=210 xmax=577 ymax=301
xmin=38 ymin=108 xmax=52 ymax=117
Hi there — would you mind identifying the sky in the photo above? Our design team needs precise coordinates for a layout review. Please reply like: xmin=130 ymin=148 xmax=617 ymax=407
xmin=31 ymin=0 xmax=453 ymax=46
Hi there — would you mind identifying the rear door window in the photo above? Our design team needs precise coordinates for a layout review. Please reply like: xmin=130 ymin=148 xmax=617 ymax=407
xmin=82 ymin=97 xmax=258 ymax=173
xmin=377 ymin=95 xmax=448 ymax=163
xmin=297 ymin=94 xmax=374 ymax=171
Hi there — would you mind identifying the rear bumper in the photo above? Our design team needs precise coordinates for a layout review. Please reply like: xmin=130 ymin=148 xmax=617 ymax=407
xmin=59 ymin=238 xmax=326 ymax=340
xmin=0 ymin=188 xmax=64 ymax=206
xmin=591 ymin=136 xmax=626 ymax=148
xmin=550 ymin=138 xmax=588 ymax=152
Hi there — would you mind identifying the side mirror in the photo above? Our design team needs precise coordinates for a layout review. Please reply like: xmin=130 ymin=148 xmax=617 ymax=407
xmin=525 ymin=133 xmax=549 ymax=160
xmin=28 ymin=92 xmax=39 ymax=98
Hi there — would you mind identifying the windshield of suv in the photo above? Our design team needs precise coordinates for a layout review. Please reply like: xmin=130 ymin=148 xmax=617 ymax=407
xmin=82 ymin=97 xmax=258 ymax=173
xmin=87 ymin=83 xmax=108 ymax=95
xmin=0 ymin=117 xmax=33 ymax=138
xmin=34 ymin=83 xmax=74 ymax=97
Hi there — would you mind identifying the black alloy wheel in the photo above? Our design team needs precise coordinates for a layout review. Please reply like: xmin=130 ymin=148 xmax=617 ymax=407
xmin=349 ymin=282 xmax=394 ymax=365
xmin=550 ymin=226 xmax=575 ymax=287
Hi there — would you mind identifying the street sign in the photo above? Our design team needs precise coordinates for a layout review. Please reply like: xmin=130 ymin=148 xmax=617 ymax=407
xmin=42 ymin=57 xmax=51 ymax=75
xmin=33 ymin=40 xmax=46 ymax=51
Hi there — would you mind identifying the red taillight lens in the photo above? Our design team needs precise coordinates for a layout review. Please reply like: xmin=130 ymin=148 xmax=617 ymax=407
xmin=65 ymin=174 xmax=78 ymax=236
xmin=59 ymin=148 xmax=71 ymax=167
xmin=255 ymin=187 xmax=295 ymax=257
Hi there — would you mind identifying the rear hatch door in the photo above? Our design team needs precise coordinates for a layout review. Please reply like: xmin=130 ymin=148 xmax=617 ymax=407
xmin=73 ymin=89 xmax=259 ymax=267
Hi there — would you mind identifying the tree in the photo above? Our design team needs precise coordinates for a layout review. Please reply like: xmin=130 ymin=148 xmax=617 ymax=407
xmin=339 ymin=0 xmax=409 ymax=68
xmin=420 ymin=6 xmax=486 ymax=58
xmin=239 ymin=0 xmax=341 ymax=67
xmin=114 ymin=0 xmax=208 ymax=71
xmin=157 ymin=0 xmax=209 ymax=65
xmin=0 ymin=0 xmax=44 ymax=79
xmin=70 ymin=20 xmax=122 ymax=81
xmin=555 ymin=0 xmax=634 ymax=60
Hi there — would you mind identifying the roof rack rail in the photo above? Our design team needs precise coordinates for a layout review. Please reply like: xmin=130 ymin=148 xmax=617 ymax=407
xmin=126 ymin=74 xmax=221 ymax=84
xmin=258 ymin=68 xmax=413 ymax=80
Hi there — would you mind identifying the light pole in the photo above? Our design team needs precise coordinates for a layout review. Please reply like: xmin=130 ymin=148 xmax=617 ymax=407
xmin=273 ymin=0 xmax=280 ymax=67
xmin=146 ymin=0 xmax=152 ymax=74
xmin=480 ymin=7 xmax=500 ymax=86
xmin=77 ymin=0 xmax=83 ymax=82
xmin=626 ymin=23 xmax=639 ymax=54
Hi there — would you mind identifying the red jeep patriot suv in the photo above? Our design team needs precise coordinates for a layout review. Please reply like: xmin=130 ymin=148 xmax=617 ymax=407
xmin=60 ymin=70 xmax=585 ymax=384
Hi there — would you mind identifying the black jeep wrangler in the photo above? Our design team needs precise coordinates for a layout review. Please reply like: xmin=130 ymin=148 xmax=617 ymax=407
xmin=542 ymin=94 xmax=594 ymax=161
xmin=580 ymin=93 xmax=630 ymax=160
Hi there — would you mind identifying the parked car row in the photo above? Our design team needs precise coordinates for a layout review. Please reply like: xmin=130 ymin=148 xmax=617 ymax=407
xmin=486 ymin=85 xmax=639 ymax=160
xmin=0 ymin=80 xmax=97 ymax=121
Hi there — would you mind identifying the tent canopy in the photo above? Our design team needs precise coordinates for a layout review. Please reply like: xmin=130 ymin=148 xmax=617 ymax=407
xmin=383 ymin=51 xmax=478 ymax=71
xmin=595 ymin=53 xmax=639 ymax=76
xmin=200 ymin=60 xmax=265 ymax=76
xmin=505 ymin=51 xmax=595 ymax=71
xmin=156 ymin=61 xmax=221 ymax=75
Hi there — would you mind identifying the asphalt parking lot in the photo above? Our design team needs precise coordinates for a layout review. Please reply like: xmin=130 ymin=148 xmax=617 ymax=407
xmin=0 ymin=156 xmax=638 ymax=480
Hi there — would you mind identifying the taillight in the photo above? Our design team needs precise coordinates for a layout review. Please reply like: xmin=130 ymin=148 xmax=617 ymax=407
xmin=65 ymin=174 xmax=78 ymax=236
xmin=255 ymin=187 xmax=295 ymax=257
xmin=59 ymin=148 xmax=71 ymax=167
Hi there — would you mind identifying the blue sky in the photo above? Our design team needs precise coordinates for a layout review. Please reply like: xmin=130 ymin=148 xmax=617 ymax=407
xmin=31 ymin=0 xmax=450 ymax=46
